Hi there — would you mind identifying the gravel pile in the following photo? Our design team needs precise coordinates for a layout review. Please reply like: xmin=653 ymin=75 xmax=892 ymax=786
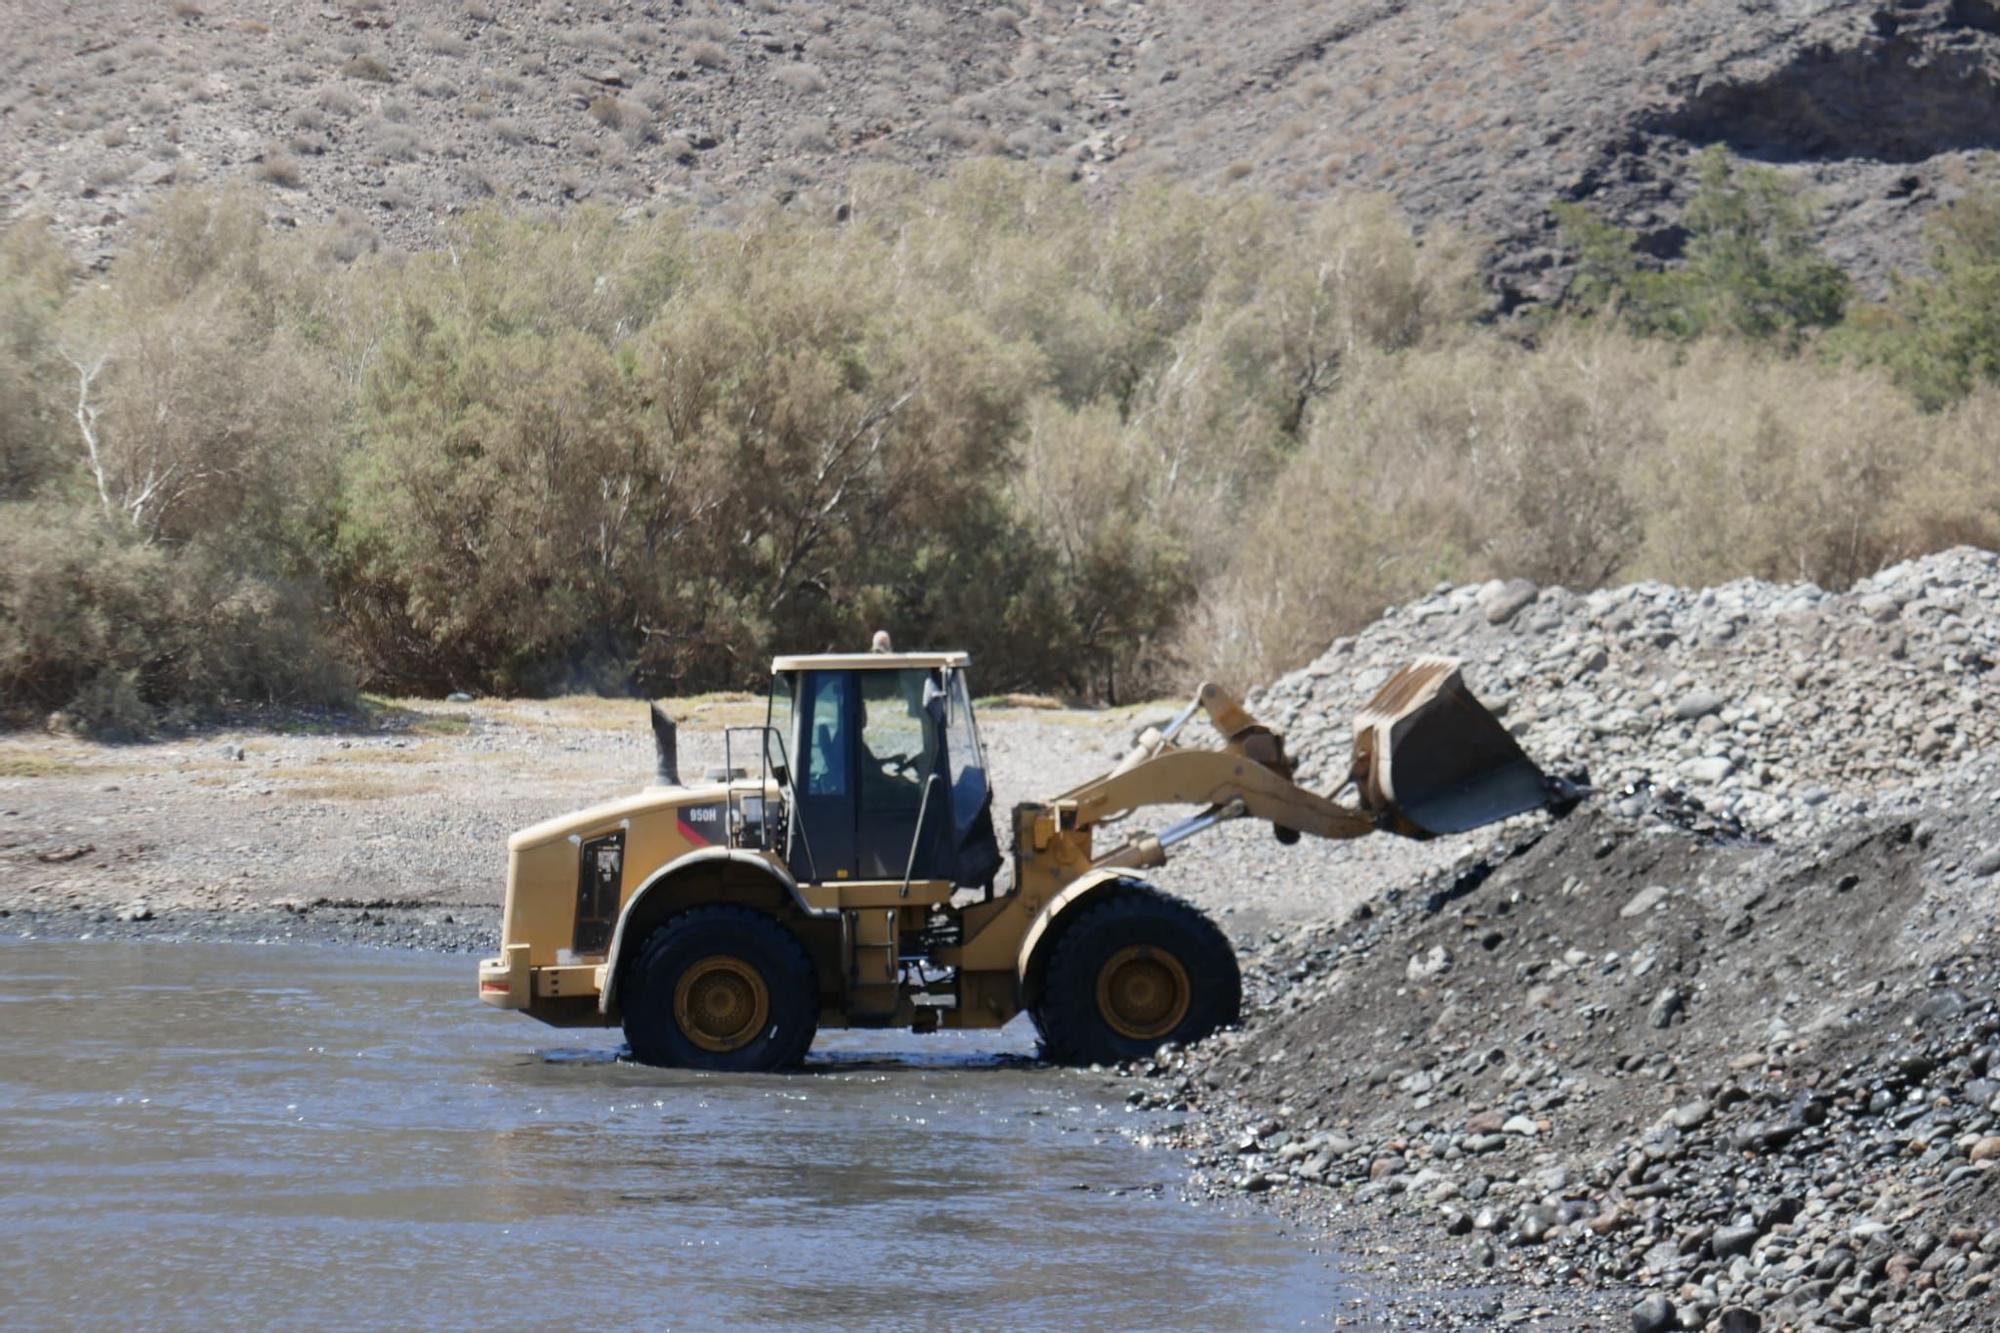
xmin=1254 ymin=546 xmax=2000 ymax=839
xmin=1109 ymin=547 xmax=2000 ymax=1332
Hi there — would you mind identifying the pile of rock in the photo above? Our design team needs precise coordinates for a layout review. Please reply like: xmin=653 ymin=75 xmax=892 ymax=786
xmin=1251 ymin=546 xmax=2000 ymax=840
xmin=1126 ymin=730 xmax=2000 ymax=1329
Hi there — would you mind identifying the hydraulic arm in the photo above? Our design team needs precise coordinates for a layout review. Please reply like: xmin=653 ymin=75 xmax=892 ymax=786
xmin=1021 ymin=657 xmax=1572 ymax=890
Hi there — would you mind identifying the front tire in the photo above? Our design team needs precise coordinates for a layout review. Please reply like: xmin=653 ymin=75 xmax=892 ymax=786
xmin=621 ymin=906 xmax=818 ymax=1071
xmin=1033 ymin=889 xmax=1241 ymax=1066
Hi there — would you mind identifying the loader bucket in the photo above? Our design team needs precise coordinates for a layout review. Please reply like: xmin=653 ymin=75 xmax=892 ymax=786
xmin=1349 ymin=656 xmax=1555 ymax=839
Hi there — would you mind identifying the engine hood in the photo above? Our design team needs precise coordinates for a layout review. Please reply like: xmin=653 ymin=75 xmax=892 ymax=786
xmin=506 ymin=782 xmax=732 ymax=853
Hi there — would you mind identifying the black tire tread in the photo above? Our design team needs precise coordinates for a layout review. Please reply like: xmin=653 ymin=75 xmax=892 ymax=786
xmin=1033 ymin=886 xmax=1240 ymax=1066
xmin=622 ymin=904 xmax=818 ymax=1071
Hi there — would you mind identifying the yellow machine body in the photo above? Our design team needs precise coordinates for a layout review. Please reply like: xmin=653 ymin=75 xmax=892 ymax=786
xmin=478 ymin=652 xmax=1566 ymax=1065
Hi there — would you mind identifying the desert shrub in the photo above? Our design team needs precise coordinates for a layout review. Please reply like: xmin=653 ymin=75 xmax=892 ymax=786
xmin=772 ymin=63 xmax=829 ymax=94
xmin=1005 ymin=401 xmax=1194 ymax=698
xmin=0 ymin=194 xmax=352 ymax=730
xmin=0 ymin=219 xmax=72 ymax=498
xmin=334 ymin=205 xmax=1050 ymax=693
xmin=87 ymin=157 xmax=138 ymax=189
xmin=53 ymin=191 xmax=340 ymax=548
xmin=688 ymin=40 xmax=729 ymax=70
xmin=341 ymin=54 xmax=397 ymax=83
xmin=315 ymin=85 xmax=363 ymax=116
xmin=1185 ymin=324 xmax=1972 ymax=685
xmin=0 ymin=503 xmax=348 ymax=734
xmin=785 ymin=121 xmax=833 ymax=154
xmin=1628 ymin=343 xmax=1924 ymax=588
xmin=1831 ymin=188 xmax=2000 ymax=409
xmin=588 ymin=95 xmax=652 ymax=144
xmin=1185 ymin=327 xmax=1654 ymax=683
xmin=370 ymin=121 xmax=423 ymax=162
xmin=4 ymin=163 xmax=1996 ymax=720
xmin=1878 ymin=386 xmax=2000 ymax=551
xmin=258 ymin=144 xmax=303 ymax=186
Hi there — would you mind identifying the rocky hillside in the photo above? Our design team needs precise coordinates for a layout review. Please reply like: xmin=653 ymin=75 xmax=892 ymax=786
xmin=1118 ymin=548 xmax=2000 ymax=1330
xmin=7 ymin=1 xmax=2000 ymax=298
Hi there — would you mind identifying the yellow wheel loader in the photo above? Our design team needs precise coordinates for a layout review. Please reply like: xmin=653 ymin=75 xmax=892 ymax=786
xmin=477 ymin=652 xmax=1577 ymax=1070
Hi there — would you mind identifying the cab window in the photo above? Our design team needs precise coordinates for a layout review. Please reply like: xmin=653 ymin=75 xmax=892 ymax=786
xmin=802 ymin=671 xmax=850 ymax=797
xmin=858 ymin=668 xmax=937 ymax=813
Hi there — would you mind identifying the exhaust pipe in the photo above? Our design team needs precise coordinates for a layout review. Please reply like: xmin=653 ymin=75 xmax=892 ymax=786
xmin=650 ymin=704 xmax=682 ymax=787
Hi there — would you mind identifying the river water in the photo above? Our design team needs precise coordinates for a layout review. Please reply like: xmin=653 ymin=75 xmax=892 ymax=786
xmin=0 ymin=939 xmax=1344 ymax=1329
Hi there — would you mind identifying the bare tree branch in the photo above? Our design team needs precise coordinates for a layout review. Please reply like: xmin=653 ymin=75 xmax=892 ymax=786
xmin=65 ymin=351 xmax=114 ymax=520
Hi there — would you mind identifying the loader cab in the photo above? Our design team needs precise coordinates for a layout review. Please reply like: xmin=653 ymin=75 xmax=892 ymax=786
xmin=768 ymin=652 xmax=1002 ymax=889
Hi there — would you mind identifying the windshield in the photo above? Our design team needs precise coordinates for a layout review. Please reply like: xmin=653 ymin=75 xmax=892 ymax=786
xmin=859 ymin=668 xmax=939 ymax=813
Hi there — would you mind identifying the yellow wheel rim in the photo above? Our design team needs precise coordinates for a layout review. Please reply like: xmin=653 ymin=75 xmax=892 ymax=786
xmin=1096 ymin=945 xmax=1191 ymax=1042
xmin=674 ymin=955 xmax=771 ymax=1053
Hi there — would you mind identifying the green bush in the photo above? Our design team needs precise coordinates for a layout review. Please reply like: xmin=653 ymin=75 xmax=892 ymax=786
xmin=1555 ymin=146 xmax=1849 ymax=348
xmin=1831 ymin=188 xmax=2000 ymax=409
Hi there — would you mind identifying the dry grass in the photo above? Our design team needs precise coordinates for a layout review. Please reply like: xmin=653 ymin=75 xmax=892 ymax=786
xmin=0 ymin=752 xmax=85 ymax=779
xmin=475 ymin=692 xmax=766 ymax=734
xmin=977 ymin=692 xmax=1065 ymax=711
xmin=258 ymin=145 xmax=303 ymax=186
xmin=316 ymin=85 xmax=362 ymax=116
xmin=86 ymin=157 xmax=137 ymax=188
xmin=772 ymin=63 xmax=829 ymax=94
xmin=286 ymin=776 xmax=435 ymax=802
xmin=341 ymin=54 xmax=396 ymax=84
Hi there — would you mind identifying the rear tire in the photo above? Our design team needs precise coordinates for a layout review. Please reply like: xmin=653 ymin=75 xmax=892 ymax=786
xmin=621 ymin=906 xmax=818 ymax=1071
xmin=1033 ymin=889 xmax=1240 ymax=1066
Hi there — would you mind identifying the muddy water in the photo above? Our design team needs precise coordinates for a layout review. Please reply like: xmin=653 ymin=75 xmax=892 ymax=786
xmin=0 ymin=940 xmax=1342 ymax=1328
